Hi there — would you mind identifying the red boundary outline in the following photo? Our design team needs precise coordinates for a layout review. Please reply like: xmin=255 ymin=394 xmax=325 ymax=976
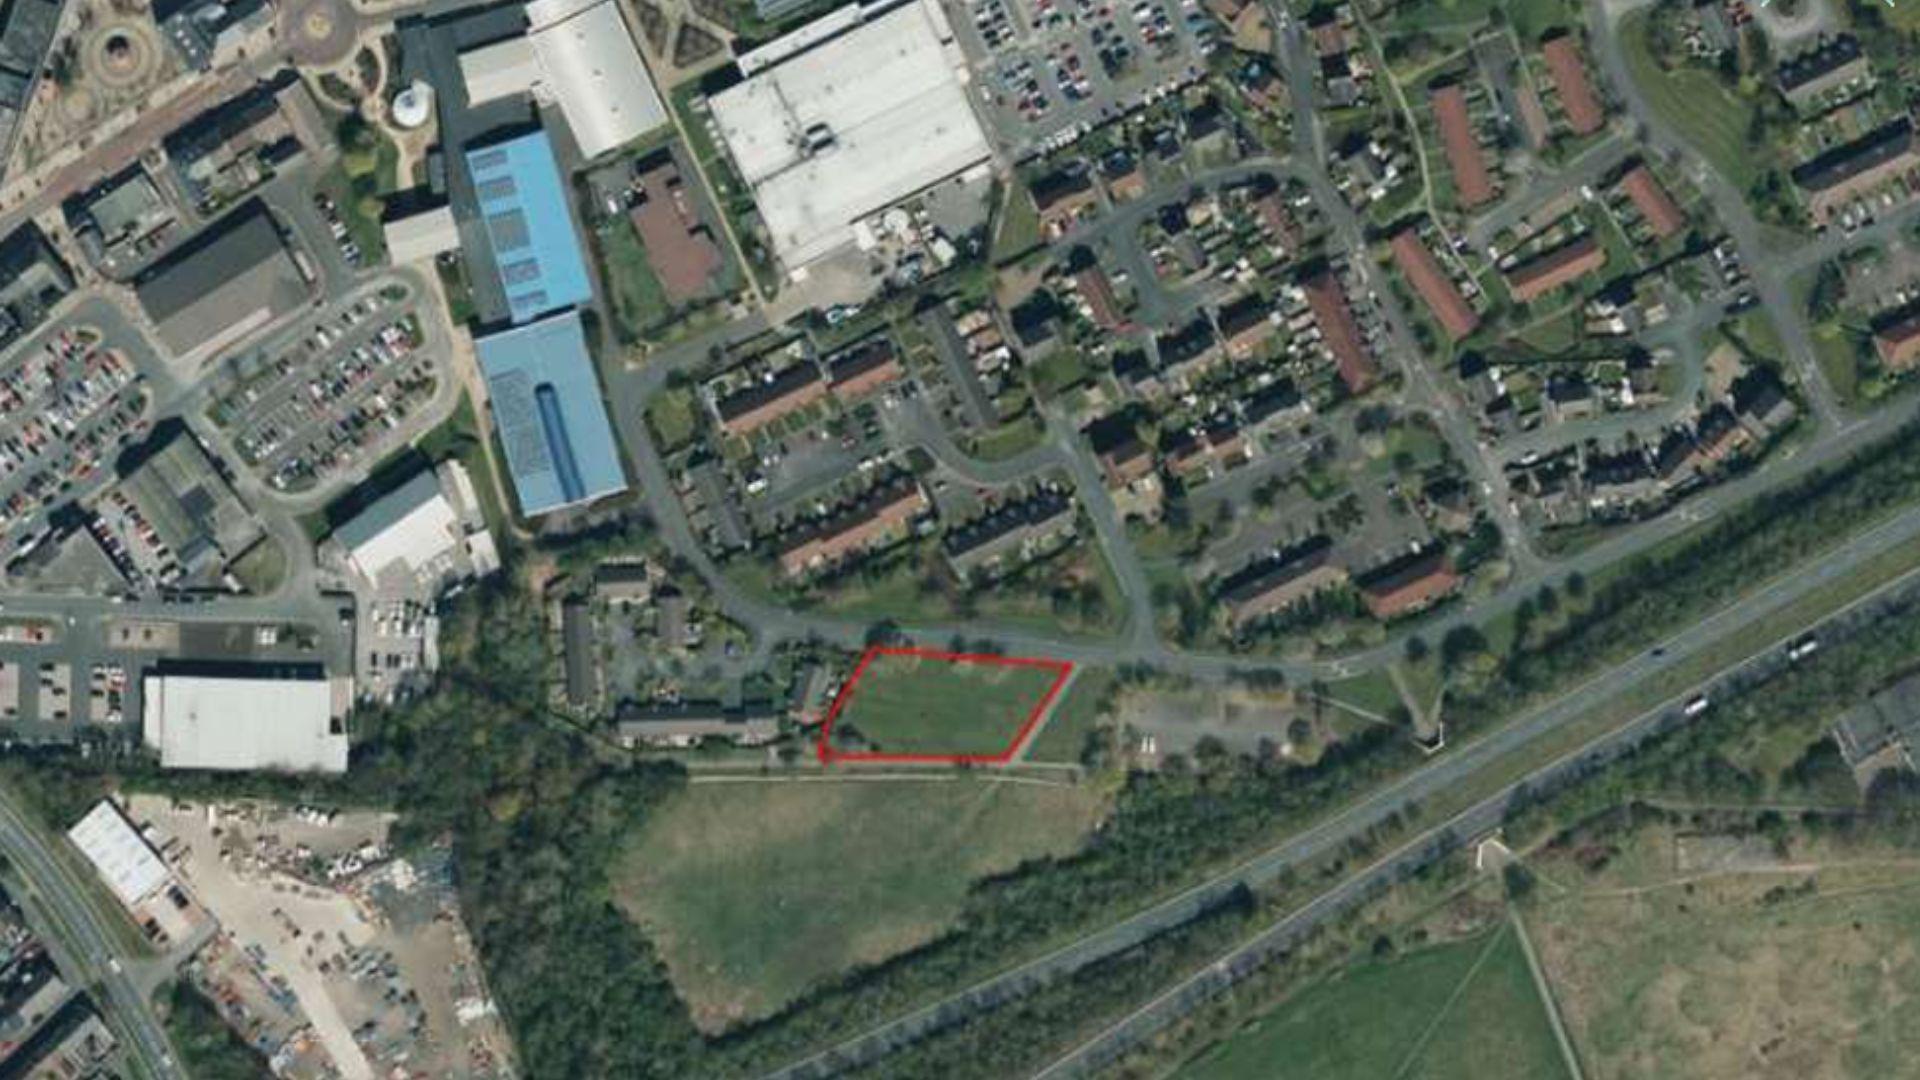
xmin=814 ymin=645 xmax=1075 ymax=765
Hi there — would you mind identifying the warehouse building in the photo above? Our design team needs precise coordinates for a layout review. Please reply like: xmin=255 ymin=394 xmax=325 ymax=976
xmin=133 ymin=201 xmax=308 ymax=361
xmin=115 ymin=421 xmax=263 ymax=583
xmin=333 ymin=463 xmax=498 ymax=586
xmin=466 ymin=129 xmax=593 ymax=324
xmin=457 ymin=0 xmax=667 ymax=160
xmin=382 ymin=203 xmax=461 ymax=264
xmin=476 ymin=309 xmax=627 ymax=516
xmin=142 ymin=660 xmax=350 ymax=773
xmin=67 ymin=801 xmax=172 ymax=910
xmin=708 ymin=0 xmax=993 ymax=273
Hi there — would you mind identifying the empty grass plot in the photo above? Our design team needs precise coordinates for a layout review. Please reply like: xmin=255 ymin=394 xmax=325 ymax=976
xmin=818 ymin=646 xmax=1073 ymax=763
xmin=1181 ymin=924 xmax=1569 ymax=1080
xmin=612 ymin=777 xmax=1107 ymax=1031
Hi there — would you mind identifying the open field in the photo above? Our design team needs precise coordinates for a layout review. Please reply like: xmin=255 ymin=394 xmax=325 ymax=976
xmin=611 ymin=778 xmax=1107 ymax=1031
xmin=1527 ymin=822 xmax=1920 ymax=1080
xmin=1617 ymin=11 xmax=1764 ymax=188
xmin=1180 ymin=922 xmax=1568 ymax=1080
xmin=1024 ymin=666 xmax=1114 ymax=763
xmin=829 ymin=650 xmax=1070 ymax=757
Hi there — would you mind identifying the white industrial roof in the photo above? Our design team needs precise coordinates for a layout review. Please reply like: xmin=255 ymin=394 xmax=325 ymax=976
xmin=339 ymin=475 xmax=462 ymax=581
xmin=143 ymin=672 xmax=348 ymax=774
xmin=459 ymin=36 xmax=541 ymax=106
xmin=529 ymin=0 xmax=669 ymax=159
xmin=709 ymin=0 xmax=991 ymax=270
xmin=383 ymin=206 xmax=461 ymax=265
xmin=68 ymin=801 xmax=172 ymax=909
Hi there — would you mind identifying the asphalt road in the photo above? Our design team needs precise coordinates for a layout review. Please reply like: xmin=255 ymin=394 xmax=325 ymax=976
xmin=0 ymin=787 xmax=180 ymax=1078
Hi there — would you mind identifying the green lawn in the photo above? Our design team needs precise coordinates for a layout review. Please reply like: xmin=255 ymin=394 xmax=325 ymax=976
xmin=833 ymin=651 xmax=1069 ymax=756
xmin=1617 ymin=11 xmax=1764 ymax=188
xmin=612 ymin=778 xmax=1107 ymax=1031
xmin=1181 ymin=924 xmax=1569 ymax=1080
xmin=992 ymin=180 xmax=1045 ymax=265
xmin=1323 ymin=668 xmax=1404 ymax=720
xmin=592 ymin=217 xmax=674 ymax=343
xmin=1810 ymin=322 xmax=1865 ymax=406
xmin=645 ymin=384 xmax=702 ymax=454
xmin=1023 ymin=666 xmax=1115 ymax=763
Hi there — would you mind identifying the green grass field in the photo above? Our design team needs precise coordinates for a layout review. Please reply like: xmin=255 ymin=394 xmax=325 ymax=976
xmin=1617 ymin=12 xmax=1764 ymax=188
xmin=592 ymin=217 xmax=674 ymax=344
xmin=612 ymin=778 xmax=1106 ymax=1031
xmin=1181 ymin=924 xmax=1569 ymax=1080
xmin=1024 ymin=666 xmax=1113 ymax=763
xmin=833 ymin=652 xmax=1068 ymax=756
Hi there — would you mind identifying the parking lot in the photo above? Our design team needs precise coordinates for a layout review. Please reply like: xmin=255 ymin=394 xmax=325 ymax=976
xmin=0 ymin=321 xmax=156 ymax=560
xmin=954 ymin=0 xmax=1212 ymax=158
xmin=201 ymin=278 xmax=441 ymax=496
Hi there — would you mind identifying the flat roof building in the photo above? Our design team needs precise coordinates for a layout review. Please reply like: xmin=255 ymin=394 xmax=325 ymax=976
xmin=458 ymin=0 xmax=667 ymax=160
xmin=133 ymin=201 xmax=306 ymax=361
xmin=475 ymin=309 xmax=628 ymax=516
xmin=0 ymin=221 xmax=71 ymax=349
xmin=383 ymin=204 xmax=461 ymax=264
xmin=334 ymin=468 xmax=466 ymax=583
xmin=466 ymin=129 xmax=593 ymax=324
xmin=142 ymin=661 xmax=349 ymax=773
xmin=67 ymin=801 xmax=172 ymax=910
xmin=628 ymin=152 xmax=724 ymax=305
xmin=117 ymin=422 xmax=263 ymax=582
xmin=708 ymin=0 xmax=992 ymax=272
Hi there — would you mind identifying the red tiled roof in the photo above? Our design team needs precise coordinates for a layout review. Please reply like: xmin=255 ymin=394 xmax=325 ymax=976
xmin=1505 ymin=235 xmax=1606 ymax=304
xmin=1431 ymin=84 xmax=1496 ymax=207
xmin=1303 ymin=269 xmax=1378 ymax=394
xmin=1361 ymin=554 xmax=1459 ymax=619
xmin=1619 ymin=165 xmax=1686 ymax=240
xmin=1875 ymin=310 xmax=1920 ymax=370
xmin=1543 ymin=34 xmax=1606 ymax=136
xmin=1389 ymin=229 xmax=1479 ymax=341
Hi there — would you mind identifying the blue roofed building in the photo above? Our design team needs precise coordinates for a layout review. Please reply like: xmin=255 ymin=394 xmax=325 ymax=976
xmin=465 ymin=129 xmax=592 ymax=324
xmin=476 ymin=309 xmax=627 ymax=516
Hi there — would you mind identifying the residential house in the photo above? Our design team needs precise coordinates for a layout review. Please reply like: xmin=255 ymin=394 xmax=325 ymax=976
xmin=1390 ymin=227 xmax=1479 ymax=341
xmin=1541 ymin=32 xmax=1605 ymax=136
xmin=1218 ymin=537 xmax=1347 ymax=630
xmin=1302 ymin=267 xmax=1379 ymax=393
xmin=1431 ymin=82 xmax=1496 ymax=207
xmin=1356 ymin=549 xmax=1459 ymax=620
xmin=714 ymin=361 xmax=826 ymax=436
xmin=777 ymin=481 xmax=929 ymax=577
xmin=1505 ymin=235 xmax=1605 ymax=304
